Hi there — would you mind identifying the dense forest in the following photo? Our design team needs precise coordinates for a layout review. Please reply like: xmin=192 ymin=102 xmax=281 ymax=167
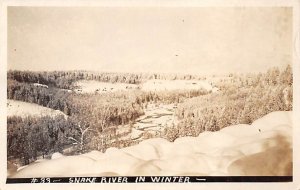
xmin=162 ymin=65 xmax=293 ymax=141
xmin=7 ymin=65 xmax=292 ymax=165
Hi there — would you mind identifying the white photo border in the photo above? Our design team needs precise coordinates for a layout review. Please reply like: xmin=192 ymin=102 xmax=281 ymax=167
xmin=0 ymin=0 xmax=299 ymax=190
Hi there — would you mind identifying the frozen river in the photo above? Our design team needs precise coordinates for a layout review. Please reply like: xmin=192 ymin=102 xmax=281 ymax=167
xmin=117 ymin=103 xmax=179 ymax=141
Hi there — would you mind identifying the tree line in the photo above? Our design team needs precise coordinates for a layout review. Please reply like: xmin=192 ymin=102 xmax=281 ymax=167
xmin=8 ymin=70 xmax=207 ymax=89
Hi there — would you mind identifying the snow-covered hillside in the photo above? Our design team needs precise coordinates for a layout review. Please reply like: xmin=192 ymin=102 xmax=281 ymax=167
xmin=8 ymin=111 xmax=292 ymax=177
xmin=7 ymin=100 xmax=67 ymax=119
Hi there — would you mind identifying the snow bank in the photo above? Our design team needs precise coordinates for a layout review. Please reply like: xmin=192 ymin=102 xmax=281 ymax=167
xmin=9 ymin=111 xmax=292 ymax=177
xmin=7 ymin=100 xmax=67 ymax=119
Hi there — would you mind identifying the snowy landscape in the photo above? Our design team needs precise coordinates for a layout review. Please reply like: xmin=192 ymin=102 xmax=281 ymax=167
xmin=6 ymin=6 xmax=293 ymax=180
xmin=7 ymin=66 xmax=293 ymax=177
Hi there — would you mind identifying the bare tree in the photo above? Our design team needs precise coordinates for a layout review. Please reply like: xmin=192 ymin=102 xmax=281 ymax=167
xmin=64 ymin=122 xmax=92 ymax=152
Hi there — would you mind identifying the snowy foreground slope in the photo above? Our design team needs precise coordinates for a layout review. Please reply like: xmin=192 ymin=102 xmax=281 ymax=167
xmin=9 ymin=111 xmax=292 ymax=177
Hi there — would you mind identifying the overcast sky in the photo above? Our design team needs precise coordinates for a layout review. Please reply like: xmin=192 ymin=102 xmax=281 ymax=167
xmin=8 ymin=7 xmax=292 ymax=74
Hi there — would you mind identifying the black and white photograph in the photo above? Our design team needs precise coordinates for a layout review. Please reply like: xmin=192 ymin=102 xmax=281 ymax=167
xmin=1 ymin=0 xmax=300 ymax=189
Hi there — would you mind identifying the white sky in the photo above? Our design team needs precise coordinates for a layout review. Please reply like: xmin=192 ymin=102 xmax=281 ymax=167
xmin=8 ymin=7 xmax=292 ymax=74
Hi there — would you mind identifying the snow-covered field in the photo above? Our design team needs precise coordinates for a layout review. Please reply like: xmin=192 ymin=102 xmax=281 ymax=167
xmin=73 ymin=79 xmax=218 ymax=94
xmin=7 ymin=100 xmax=67 ymax=119
xmin=8 ymin=111 xmax=292 ymax=177
xmin=73 ymin=80 xmax=138 ymax=94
